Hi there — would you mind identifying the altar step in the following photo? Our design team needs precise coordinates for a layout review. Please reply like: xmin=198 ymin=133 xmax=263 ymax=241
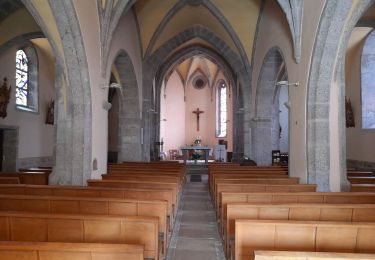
xmin=186 ymin=164 xmax=208 ymax=182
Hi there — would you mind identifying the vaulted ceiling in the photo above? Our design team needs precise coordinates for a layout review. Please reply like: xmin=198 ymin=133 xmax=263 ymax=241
xmin=165 ymin=55 xmax=227 ymax=90
xmin=133 ymin=0 xmax=262 ymax=63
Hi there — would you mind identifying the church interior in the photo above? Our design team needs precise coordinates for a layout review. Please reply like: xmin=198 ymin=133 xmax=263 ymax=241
xmin=0 ymin=0 xmax=375 ymax=259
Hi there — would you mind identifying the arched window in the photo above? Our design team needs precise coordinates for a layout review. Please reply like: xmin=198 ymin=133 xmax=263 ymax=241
xmin=15 ymin=47 xmax=38 ymax=112
xmin=216 ymin=81 xmax=227 ymax=137
xmin=361 ymin=30 xmax=375 ymax=129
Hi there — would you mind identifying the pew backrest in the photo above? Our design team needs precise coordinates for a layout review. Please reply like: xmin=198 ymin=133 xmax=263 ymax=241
xmin=0 ymin=211 xmax=159 ymax=260
xmin=235 ymin=220 xmax=375 ymax=260
xmin=254 ymin=250 xmax=375 ymax=260
xmin=0 ymin=241 xmax=144 ymax=260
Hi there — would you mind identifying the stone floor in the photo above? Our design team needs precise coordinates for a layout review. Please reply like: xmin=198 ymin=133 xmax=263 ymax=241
xmin=166 ymin=173 xmax=226 ymax=260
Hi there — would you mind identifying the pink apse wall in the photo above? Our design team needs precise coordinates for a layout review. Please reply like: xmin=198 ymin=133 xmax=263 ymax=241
xmin=160 ymin=70 xmax=233 ymax=156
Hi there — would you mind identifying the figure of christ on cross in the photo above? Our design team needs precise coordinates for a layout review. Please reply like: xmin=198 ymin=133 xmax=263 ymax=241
xmin=192 ymin=108 xmax=204 ymax=131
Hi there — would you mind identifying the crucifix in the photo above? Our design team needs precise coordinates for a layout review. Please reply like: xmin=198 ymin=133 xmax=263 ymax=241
xmin=192 ymin=108 xmax=204 ymax=131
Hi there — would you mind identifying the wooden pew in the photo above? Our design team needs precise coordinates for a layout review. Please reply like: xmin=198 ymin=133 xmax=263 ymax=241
xmin=0 ymin=184 xmax=175 ymax=223
xmin=348 ymin=171 xmax=375 ymax=177
xmin=351 ymin=184 xmax=375 ymax=192
xmin=102 ymin=174 xmax=183 ymax=190
xmin=219 ymin=192 xmax=375 ymax=236
xmin=0 ymin=211 xmax=159 ymax=260
xmin=254 ymin=250 xmax=375 ymax=260
xmin=225 ymin=203 xmax=375 ymax=256
xmin=0 ymin=172 xmax=50 ymax=185
xmin=349 ymin=177 xmax=375 ymax=184
xmin=0 ymin=241 xmax=144 ymax=260
xmin=208 ymin=169 xmax=288 ymax=181
xmin=0 ymin=194 xmax=169 ymax=255
xmin=209 ymin=173 xmax=290 ymax=193
xmin=235 ymin=220 xmax=375 ymax=260
xmin=211 ymin=178 xmax=300 ymax=198
xmin=215 ymin=184 xmax=317 ymax=210
xmin=0 ymin=177 xmax=20 ymax=184
xmin=87 ymin=180 xmax=180 ymax=211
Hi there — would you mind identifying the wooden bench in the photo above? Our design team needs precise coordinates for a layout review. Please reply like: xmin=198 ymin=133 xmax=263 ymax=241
xmin=0 ymin=184 xmax=176 ymax=223
xmin=225 ymin=203 xmax=375 ymax=256
xmin=0 ymin=211 xmax=159 ymax=260
xmin=0 ymin=241 xmax=144 ymax=260
xmin=235 ymin=220 xmax=375 ymax=260
xmin=351 ymin=184 xmax=375 ymax=192
xmin=102 ymin=174 xmax=183 ymax=190
xmin=349 ymin=177 xmax=375 ymax=184
xmin=0 ymin=177 xmax=20 ymax=184
xmin=254 ymin=250 xmax=375 ymax=260
xmin=0 ymin=194 xmax=169 ymax=255
xmin=348 ymin=171 xmax=375 ymax=177
xmin=0 ymin=172 xmax=50 ymax=185
xmin=87 ymin=180 xmax=180 ymax=211
xmin=215 ymin=184 xmax=317 ymax=211
xmin=219 ymin=192 xmax=375 ymax=235
xmin=209 ymin=173 xmax=290 ymax=193
xmin=211 ymin=178 xmax=300 ymax=198
xmin=209 ymin=169 xmax=288 ymax=181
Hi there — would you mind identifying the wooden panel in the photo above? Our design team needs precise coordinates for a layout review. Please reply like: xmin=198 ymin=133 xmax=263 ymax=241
xmin=316 ymin=226 xmax=357 ymax=252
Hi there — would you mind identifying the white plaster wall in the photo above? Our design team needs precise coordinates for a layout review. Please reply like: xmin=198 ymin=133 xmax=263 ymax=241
xmin=345 ymin=27 xmax=375 ymax=163
xmin=251 ymin=0 xmax=326 ymax=183
xmin=72 ymin=0 xmax=104 ymax=178
xmin=0 ymin=41 xmax=55 ymax=159
xmin=160 ymin=70 xmax=233 ymax=154
xmin=160 ymin=72 xmax=186 ymax=153
xmin=73 ymin=2 xmax=142 ymax=178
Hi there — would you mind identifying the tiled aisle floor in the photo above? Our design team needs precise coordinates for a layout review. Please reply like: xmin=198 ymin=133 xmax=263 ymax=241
xmin=166 ymin=174 xmax=226 ymax=260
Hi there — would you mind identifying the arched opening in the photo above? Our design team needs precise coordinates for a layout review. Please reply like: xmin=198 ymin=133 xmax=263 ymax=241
xmin=307 ymin=0 xmax=375 ymax=191
xmin=254 ymin=47 xmax=289 ymax=166
xmin=107 ymin=50 xmax=141 ymax=163
xmin=159 ymin=53 xmax=234 ymax=163
xmin=345 ymin=6 xmax=375 ymax=172
xmin=0 ymin=1 xmax=56 ymax=172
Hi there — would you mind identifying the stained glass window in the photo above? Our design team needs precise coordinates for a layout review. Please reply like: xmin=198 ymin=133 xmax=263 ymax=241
xmin=216 ymin=81 xmax=227 ymax=137
xmin=15 ymin=49 xmax=29 ymax=107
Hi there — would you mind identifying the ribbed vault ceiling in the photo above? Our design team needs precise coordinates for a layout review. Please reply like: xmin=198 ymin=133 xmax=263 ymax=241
xmin=133 ymin=0 xmax=262 ymax=62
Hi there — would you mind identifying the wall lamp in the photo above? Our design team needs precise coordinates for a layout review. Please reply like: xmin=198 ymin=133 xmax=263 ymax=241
xmin=276 ymin=80 xmax=299 ymax=87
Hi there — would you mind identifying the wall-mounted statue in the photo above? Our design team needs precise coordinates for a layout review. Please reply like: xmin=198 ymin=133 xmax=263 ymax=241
xmin=345 ymin=97 xmax=355 ymax=128
xmin=45 ymin=99 xmax=54 ymax=125
xmin=0 ymin=78 xmax=11 ymax=118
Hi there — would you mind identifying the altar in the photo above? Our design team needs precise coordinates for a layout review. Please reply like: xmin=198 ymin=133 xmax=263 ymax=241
xmin=180 ymin=146 xmax=211 ymax=164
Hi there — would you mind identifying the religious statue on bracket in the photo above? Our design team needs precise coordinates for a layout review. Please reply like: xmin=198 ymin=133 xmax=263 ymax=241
xmin=0 ymin=77 xmax=11 ymax=118
xmin=45 ymin=99 xmax=54 ymax=125
xmin=345 ymin=97 xmax=355 ymax=128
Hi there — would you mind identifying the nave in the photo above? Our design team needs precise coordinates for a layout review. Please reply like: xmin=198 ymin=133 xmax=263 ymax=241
xmin=0 ymin=162 xmax=375 ymax=259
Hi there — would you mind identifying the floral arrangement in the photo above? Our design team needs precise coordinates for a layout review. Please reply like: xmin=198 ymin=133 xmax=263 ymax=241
xmin=194 ymin=136 xmax=202 ymax=146
xmin=192 ymin=151 xmax=201 ymax=160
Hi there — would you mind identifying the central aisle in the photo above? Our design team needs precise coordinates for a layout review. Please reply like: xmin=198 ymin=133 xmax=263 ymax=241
xmin=166 ymin=173 xmax=226 ymax=260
